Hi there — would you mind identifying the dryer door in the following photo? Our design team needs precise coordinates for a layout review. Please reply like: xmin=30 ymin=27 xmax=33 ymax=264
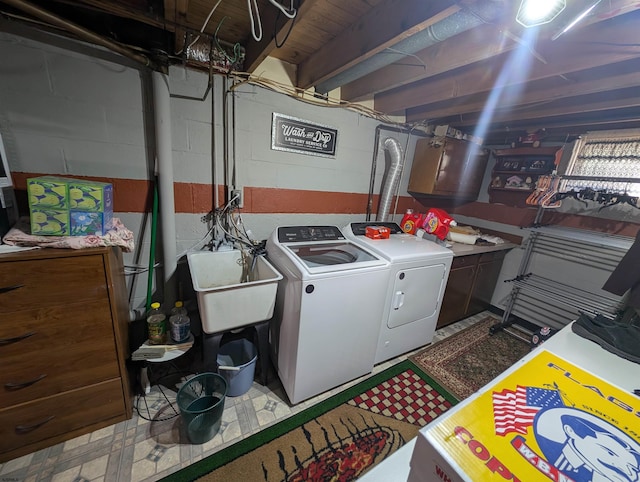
xmin=387 ymin=263 xmax=447 ymax=328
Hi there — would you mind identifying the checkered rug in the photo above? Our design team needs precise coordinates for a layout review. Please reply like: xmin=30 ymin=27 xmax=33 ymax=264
xmin=349 ymin=368 xmax=451 ymax=426
xmin=162 ymin=361 xmax=456 ymax=482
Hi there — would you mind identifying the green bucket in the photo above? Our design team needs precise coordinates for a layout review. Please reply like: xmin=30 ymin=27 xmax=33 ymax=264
xmin=176 ymin=373 xmax=227 ymax=444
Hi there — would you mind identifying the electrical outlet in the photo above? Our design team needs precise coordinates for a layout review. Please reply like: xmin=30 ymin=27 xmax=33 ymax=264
xmin=231 ymin=188 xmax=243 ymax=208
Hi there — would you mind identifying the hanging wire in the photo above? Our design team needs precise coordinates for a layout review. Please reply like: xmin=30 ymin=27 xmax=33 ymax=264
xmin=247 ymin=0 xmax=263 ymax=41
xmin=274 ymin=0 xmax=298 ymax=48
xmin=268 ymin=0 xmax=297 ymax=19
xmin=248 ymin=0 xmax=297 ymax=42
xmin=383 ymin=47 xmax=427 ymax=69
xmin=214 ymin=16 xmax=242 ymax=64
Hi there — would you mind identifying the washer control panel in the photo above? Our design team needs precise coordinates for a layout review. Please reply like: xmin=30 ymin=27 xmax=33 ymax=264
xmin=278 ymin=226 xmax=345 ymax=243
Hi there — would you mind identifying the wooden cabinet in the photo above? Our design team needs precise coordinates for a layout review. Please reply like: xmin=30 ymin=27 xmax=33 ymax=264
xmin=488 ymin=146 xmax=559 ymax=207
xmin=408 ymin=137 xmax=490 ymax=200
xmin=467 ymin=251 xmax=507 ymax=316
xmin=437 ymin=250 xmax=507 ymax=329
xmin=0 ymin=247 xmax=132 ymax=462
xmin=437 ymin=255 xmax=476 ymax=326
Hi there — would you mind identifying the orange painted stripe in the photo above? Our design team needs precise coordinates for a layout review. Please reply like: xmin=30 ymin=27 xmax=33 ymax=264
xmin=11 ymin=172 xmax=640 ymax=236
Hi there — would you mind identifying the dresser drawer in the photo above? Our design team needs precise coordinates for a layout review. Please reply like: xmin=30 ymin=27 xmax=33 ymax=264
xmin=0 ymin=255 xmax=107 ymax=313
xmin=0 ymin=379 xmax=126 ymax=455
xmin=1 ymin=300 xmax=120 ymax=407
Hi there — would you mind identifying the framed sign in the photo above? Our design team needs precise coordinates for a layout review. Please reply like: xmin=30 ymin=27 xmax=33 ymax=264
xmin=271 ymin=113 xmax=337 ymax=158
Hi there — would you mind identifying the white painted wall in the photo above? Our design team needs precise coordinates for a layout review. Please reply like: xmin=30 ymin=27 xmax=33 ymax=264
xmin=0 ymin=30 xmax=417 ymax=314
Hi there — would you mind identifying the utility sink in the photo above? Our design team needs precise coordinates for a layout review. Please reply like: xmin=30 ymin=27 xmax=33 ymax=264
xmin=187 ymin=249 xmax=283 ymax=334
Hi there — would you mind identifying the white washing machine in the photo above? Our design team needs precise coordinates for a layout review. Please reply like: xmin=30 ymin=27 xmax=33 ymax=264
xmin=343 ymin=222 xmax=453 ymax=364
xmin=265 ymin=225 xmax=390 ymax=404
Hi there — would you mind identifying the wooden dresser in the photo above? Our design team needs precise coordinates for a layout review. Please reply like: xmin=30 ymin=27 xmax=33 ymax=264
xmin=0 ymin=247 xmax=133 ymax=462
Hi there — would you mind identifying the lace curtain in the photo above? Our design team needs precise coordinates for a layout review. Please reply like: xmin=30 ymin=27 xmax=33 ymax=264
xmin=563 ymin=129 xmax=640 ymax=196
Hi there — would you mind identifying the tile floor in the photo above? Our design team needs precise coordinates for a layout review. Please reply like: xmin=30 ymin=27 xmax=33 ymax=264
xmin=0 ymin=311 xmax=494 ymax=482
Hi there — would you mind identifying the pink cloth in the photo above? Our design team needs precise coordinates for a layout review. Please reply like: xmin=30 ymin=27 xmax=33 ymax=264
xmin=2 ymin=217 xmax=135 ymax=252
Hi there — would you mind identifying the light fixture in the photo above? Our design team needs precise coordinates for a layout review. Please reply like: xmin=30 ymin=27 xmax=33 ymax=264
xmin=516 ymin=0 xmax=566 ymax=28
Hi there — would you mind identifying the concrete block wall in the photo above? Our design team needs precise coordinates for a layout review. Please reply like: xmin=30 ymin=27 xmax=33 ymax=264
xmin=0 ymin=30 xmax=417 ymax=314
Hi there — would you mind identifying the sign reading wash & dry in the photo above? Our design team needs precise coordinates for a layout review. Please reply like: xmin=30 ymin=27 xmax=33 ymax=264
xmin=271 ymin=113 xmax=337 ymax=157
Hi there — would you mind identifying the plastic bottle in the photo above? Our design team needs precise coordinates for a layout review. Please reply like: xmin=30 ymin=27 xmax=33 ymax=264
xmin=170 ymin=300 xmax=188 ymax=317
xmin=400 ymin=209 xmax=423 ymax=235
xmin=146 ymin=302 xmax=167 ymax=345
xmin=421 ymin=208 xmax=457 ymax=240
xmin=169 ymin=301 xmax=191 ymax=343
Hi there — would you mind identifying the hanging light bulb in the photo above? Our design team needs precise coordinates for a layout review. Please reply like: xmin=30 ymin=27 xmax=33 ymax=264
xmin=516 ymin=0 xmax=566 ymax=27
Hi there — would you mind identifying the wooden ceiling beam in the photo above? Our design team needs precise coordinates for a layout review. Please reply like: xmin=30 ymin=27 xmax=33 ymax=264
xmin=435 ymin=90 xmax=640 ymax=127
xmin=406 ymin=65 xmax=640 ymax=123
xmin=326 ymin=1 xmax=640 ymax=102
xmin=164 ymin=0 xmax=189 ymax=54
xmin=296 ymin=0 xmax=458 ymax=89
xmin=375 ymin=12 xmax=640 ymax=113
xmin=341 ymin=23 xmax=517 ymax=101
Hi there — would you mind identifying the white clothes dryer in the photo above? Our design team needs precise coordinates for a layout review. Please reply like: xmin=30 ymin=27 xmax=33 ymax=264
xmin=342 ymin=222 xmax=453 ymax=364
xmin=266 ymin=225 xmax=390 ymax=404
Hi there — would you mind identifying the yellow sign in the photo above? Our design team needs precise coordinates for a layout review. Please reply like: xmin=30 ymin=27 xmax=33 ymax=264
xmin=429 ymin=350 xmax=640 ymax=482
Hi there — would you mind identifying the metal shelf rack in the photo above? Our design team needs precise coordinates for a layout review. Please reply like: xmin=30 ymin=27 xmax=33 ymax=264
xmin=493 ymin=223 xmax=633 ymax=338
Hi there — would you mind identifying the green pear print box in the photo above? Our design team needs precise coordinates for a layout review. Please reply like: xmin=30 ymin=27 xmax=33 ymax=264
xmin=30 ymin=208 xmax=70 ymax=235
xmin=68 ymin=180 xmax=113 ymax=212
xmin=27 ymin=176 xmax=73 ymax=210
xmin=27 ymin=176 xmax=113 ymax=212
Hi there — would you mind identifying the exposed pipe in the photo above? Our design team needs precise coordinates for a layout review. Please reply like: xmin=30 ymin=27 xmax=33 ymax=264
xmin=2 ymin=0 xmax=152 ymax=69
xmin=376 ymin=137 xmax=404 ymax=222
xmin=315 ymin=0 xmax=502 ymax=94
xmin=152 ymin=71 xmax=177 ymax=308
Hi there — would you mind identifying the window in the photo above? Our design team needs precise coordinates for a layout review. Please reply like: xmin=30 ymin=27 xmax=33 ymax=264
xmin=562 ymin=129 xmax=640 ymax=196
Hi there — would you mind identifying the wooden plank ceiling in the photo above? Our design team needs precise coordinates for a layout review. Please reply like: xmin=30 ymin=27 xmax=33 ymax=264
xmin=1 ymin=0 xmax=639 ymax=144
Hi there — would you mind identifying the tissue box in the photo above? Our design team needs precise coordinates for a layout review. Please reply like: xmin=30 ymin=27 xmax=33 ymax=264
xmin=365 ymin=225 xmax=390 ymax=239
xmin=70 ymin=211 xmax=113 ymax=236
xmin=69 ymin=180 xmax=113 ymax=212
xmin=30 ymin=208 xmax=70 ymax=236
xmin=27 ymin=176 xmax=73 ymax=210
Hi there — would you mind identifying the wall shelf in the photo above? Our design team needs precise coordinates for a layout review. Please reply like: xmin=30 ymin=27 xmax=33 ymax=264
xmin=488 ymin=146 xmax=560 ymax=207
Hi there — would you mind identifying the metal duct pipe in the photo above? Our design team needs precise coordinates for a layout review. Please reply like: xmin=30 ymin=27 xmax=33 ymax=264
xmin=315 ymin=0 xmax=502 ymax=94
xmin=2 ymin=0 xmax=152 ymax=68
xmin=376 ymin=137 xmax=404 ymax=222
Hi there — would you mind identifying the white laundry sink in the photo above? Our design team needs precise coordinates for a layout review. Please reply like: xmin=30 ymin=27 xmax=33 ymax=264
xmin=187 ymin=249 xmax=283 ymax=334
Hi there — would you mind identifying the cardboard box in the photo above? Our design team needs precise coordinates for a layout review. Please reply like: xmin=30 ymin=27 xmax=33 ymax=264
xmin=30 ymin=208 xmax=70 ymax=235
xmin=27 ymin=176 xmax=73 ymax=210
xmin=69 ymin=180 xmax=113 ymax=212
xmin=365 ymin=225 xmax=390 ymax=239
xmin=409 ymin=346 xmax=640 ymax=481
xmin=70 ymin=210 xmax=113 ymax=236
xmin=28 ymin=176 xmax=114 ymax=236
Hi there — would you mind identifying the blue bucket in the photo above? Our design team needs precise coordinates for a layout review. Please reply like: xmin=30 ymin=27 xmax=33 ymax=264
xmin=217 ymin=338 xmax=258 ymax=396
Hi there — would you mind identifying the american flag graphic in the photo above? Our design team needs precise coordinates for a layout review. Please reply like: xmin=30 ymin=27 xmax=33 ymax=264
xmin=492 ymin=386 xmax=564 ymax=436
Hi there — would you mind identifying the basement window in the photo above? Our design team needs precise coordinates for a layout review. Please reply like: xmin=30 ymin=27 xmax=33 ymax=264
xmin=561 ymin=129 xmax=640 ymax=197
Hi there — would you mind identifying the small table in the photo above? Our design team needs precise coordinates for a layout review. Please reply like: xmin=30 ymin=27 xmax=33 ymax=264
xmin=135 ymin=334 xmax=194 ymax=422
xmin=135 ymin=334 xmax=195 ymax=364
